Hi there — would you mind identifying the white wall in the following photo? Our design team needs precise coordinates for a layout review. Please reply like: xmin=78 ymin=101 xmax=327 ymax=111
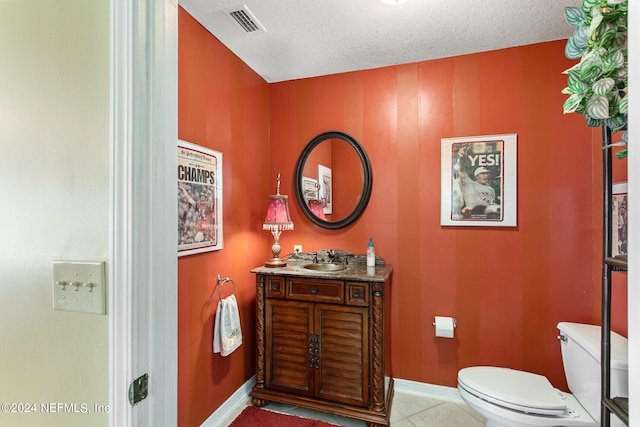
xmin=0 ymin=1 xmax=109 ymax=426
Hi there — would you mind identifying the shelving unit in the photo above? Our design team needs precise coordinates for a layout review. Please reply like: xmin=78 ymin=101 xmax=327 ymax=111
xmin=601 ymin=127 xmax=628 ymax=427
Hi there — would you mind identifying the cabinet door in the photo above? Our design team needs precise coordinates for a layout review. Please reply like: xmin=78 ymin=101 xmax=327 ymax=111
xmin=315 ymin=304 xmax=369 ymax=407
xmin=265 ymin=299 xmax=314 ymax=396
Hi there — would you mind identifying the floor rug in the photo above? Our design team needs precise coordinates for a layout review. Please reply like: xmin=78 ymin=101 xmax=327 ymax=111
xmin=229 ymin=406 xmax=339 ymax=427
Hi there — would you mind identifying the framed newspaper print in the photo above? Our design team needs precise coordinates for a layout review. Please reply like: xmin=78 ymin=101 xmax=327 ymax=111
xmin=178 ymin=140 xmax=223 ymax=256
xmin=302 ymin=176 xmax=319 ymax=202
xmin=612 ymin=182 xmax=628 ymax=257
xmin=441 ymin=133 xmax=517 ymax=227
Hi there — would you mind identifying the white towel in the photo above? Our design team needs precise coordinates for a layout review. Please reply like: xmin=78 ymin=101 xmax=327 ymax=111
xmin=213 ymin=294 xmax=242 ymax=356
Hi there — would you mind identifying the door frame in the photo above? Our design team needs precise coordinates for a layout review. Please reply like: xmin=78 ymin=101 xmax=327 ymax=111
xmin=109 ymin=0 xmax=178 ymax=425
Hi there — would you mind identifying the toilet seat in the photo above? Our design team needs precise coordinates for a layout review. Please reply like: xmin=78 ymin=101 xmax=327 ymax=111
xmin=458 ymin=384 xmax=597 ymax=427
xmin=458 ymin=366 xmax=567 ymax=416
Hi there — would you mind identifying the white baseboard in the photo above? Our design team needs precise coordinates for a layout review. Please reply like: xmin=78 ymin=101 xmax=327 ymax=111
xmin=200 ymin=376 xmax=461 ymax=426
xmin=200 ymin=375 xmax=255 ymax=427
xmin=394 ymin=378 xmax=463 ymax=403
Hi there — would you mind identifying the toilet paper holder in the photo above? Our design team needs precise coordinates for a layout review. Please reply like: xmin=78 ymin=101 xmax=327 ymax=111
xmin=432 ymin=318 xmax=457 ymax=328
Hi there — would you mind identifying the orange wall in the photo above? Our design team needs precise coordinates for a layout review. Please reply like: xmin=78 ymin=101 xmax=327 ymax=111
xmin=178 ymin=6 xmax=628 ymax=425
xmin=268 ymin=41 xmax=627 ymax=391
xmin=178 ymin=8 xmax=270 ymax=427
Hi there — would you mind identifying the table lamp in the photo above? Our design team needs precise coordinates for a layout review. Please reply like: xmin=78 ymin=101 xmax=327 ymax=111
xmin=263 ymin=173 xmax=294 ymax=267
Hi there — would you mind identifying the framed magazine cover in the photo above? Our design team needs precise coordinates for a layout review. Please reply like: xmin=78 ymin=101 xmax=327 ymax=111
xmin=318 ymin=164 xmax=332 ymax=215
xmin=612 ymin=182 xmax=628 ymax=257
xmin=441 ymin=133 xmax=517 ymax=227
xmin=177 ymin=140 xmax=223 ymax=256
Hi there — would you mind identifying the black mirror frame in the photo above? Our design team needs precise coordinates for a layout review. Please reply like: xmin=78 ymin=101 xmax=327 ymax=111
xmin=294 ymin=131 xmax=373 ymax=230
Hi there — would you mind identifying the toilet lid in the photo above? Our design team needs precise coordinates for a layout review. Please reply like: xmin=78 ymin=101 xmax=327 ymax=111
xmin=458 ymin=367 xmax=567 ymax=416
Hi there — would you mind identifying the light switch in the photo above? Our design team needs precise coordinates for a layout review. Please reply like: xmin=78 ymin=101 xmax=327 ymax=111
xmin=52 ymin=261 xmax=106 ymax=314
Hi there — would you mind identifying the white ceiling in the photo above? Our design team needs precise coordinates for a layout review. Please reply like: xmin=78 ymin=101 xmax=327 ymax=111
xmin=179 ymin=0 xmax=577 ymax=83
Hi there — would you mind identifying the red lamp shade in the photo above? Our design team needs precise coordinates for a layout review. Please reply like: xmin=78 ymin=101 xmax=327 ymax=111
xmin=307 ymin=199 xmax=326 ymax=220
xmin=263 ymin=195 xmax=294 ymax=230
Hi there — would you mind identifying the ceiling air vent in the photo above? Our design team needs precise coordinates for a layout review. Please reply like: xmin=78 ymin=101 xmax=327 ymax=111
xmin=224 ymin=5 xmax=266 ymax=34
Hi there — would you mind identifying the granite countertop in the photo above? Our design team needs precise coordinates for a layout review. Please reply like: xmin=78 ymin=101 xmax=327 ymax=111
xmin=250 ymin=249 xmax=392 ymax=282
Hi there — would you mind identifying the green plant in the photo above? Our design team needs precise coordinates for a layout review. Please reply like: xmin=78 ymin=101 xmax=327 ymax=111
xmin=562 ymin=0 xmax=628 ymax=158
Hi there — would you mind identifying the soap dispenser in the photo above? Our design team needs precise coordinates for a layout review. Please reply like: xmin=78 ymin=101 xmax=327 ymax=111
xmin=367 ymin=238 xmax=376 ymax=267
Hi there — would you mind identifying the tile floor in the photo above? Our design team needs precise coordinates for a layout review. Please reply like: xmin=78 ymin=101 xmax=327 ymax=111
xmin=222 ymin=391 xmax=487 ymax=426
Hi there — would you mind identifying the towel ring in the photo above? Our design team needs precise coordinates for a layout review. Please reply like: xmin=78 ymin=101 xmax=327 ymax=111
xmin=216 ymin=274 xmax=236 ymax=300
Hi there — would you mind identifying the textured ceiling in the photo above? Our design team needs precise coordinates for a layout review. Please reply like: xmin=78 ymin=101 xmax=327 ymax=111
xmin=179 ymin=0 xmax=576 ymax=83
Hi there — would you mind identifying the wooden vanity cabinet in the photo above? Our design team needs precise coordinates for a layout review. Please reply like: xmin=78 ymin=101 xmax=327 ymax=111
xmin=251 ymin=272 xmax=393 ymax=427
xmin=266 ymin=299 xmax=369 ymax=406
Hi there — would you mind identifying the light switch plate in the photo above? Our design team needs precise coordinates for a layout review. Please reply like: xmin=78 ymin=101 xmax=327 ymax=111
xmin=52 ymin=261 xmax=106 ymax=314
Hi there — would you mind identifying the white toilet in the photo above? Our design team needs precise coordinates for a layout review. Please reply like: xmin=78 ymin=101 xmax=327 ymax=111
xmin=457 ymin=322 xmax=628 ymax=427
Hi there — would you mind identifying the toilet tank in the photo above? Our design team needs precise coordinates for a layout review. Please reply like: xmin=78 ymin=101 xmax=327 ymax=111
xmin=557 ymin=322 xmax=628 ymax=423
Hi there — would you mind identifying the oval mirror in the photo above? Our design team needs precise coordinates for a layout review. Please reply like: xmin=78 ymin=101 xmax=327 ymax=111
xmin=294 ymin=131 xmax=372 ymax=229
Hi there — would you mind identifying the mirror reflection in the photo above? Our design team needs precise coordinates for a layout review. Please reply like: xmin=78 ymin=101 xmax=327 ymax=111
xmin=294 ymin=131 xmax=372 ymax=229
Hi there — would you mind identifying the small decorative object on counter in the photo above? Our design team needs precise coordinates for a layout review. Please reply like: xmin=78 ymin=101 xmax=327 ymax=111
xmin=366 ymin=238 xmax=375 ymax=267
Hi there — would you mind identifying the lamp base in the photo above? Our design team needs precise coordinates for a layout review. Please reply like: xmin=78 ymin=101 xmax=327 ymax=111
xmin=264 ymin=257 xmax=286 ymax=268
